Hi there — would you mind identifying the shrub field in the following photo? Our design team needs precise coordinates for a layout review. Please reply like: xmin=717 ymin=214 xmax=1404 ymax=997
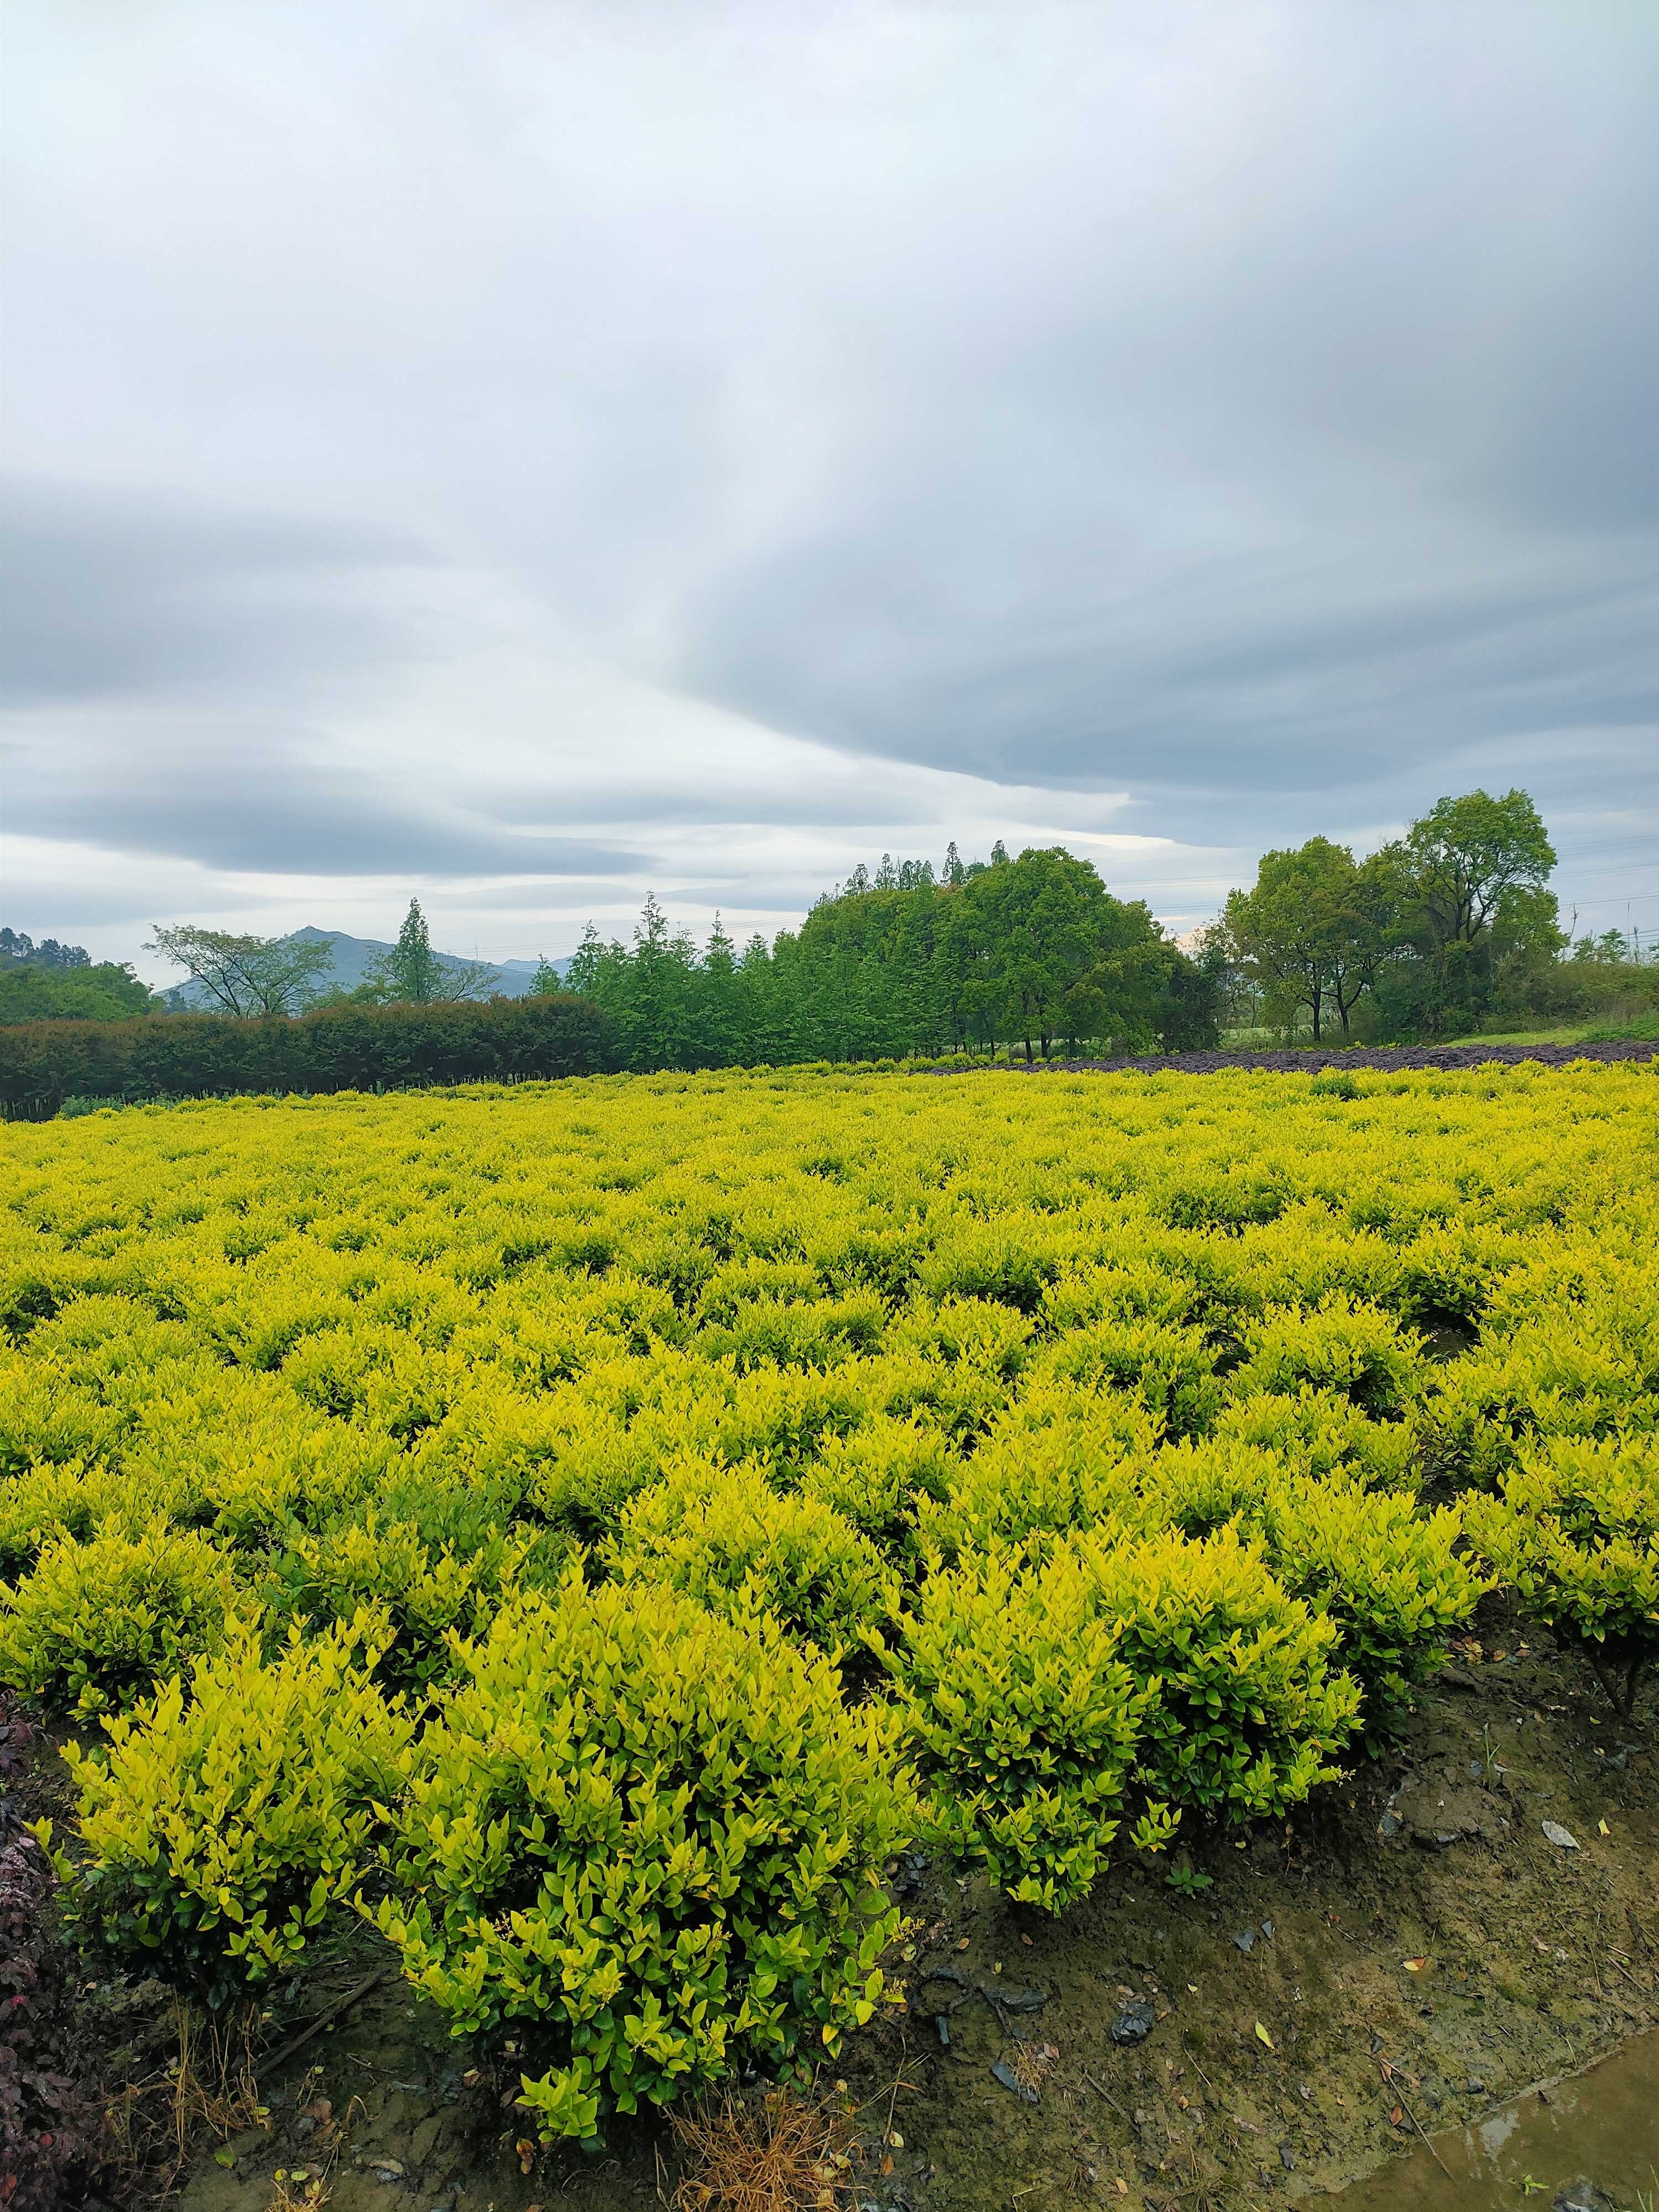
xmin=1 ymin=1062 xmax=1655 ymax=2171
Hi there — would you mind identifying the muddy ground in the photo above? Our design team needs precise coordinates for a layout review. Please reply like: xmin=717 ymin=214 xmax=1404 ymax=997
xmin=17 ymin=1592 xmax=1655 ymax=2212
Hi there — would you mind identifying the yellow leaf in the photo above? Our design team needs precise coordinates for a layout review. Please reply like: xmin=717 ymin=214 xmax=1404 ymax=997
xmin=1254 ymin=2021 xmax=1275 ymax=2051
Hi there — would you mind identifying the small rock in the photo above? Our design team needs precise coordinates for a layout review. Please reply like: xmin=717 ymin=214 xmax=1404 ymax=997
xmin=1110 ymin=2001 xmax=1156 ymax=2046
xmin=991 ymin=2059 xmax=1039 ymax=2104
xmin=1279 ymin=2142 xmax=1296 ymax=2171
xmin=1260 ymin=1918 xmax=1275 ymax=1940
xmin=1553 ymin=2181 xmax=1618 ymax=2212
xmin=1233 ymin=1927 xmax=1256 ymax=1954
xmin=995 ymin=1983 xmax=1051 ymax=2014
xmin=935 ymin=2015 xmax=950 ymax=2049
xmin=1467 ymin=2077 xmax=1487 ymax=2094
xmin=1542 ymin=1820 xmax=1579 ymax=1849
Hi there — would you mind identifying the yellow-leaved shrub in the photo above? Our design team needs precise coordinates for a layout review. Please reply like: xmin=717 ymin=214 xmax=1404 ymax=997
xmin=603 ymin=1462 xmax=896 ymax=1646
xmin=886 ymin=1545 xmax=1171 ymax=1912
xmin=45 ymin=1617 xmax=414 ymax=2002
xmin=370 ymin=1575 xmax=914 ymax=2142
xmin=1463 ymin=1435 xmax=1659 ymax=1716
xmin=0 ymin=1523 xmax=244 ymax=1715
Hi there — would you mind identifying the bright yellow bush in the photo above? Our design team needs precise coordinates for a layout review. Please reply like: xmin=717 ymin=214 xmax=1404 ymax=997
xmin=604 ymin=1459 xmax=898 ymax=1647
xmin=46 ymin=1617 xmax=414 ymax=2001
xmin=0 ymin=1522 xmax=246 ymax=1715
xmin=1463 ymin=1434 xmax=1659 ymax=1716
xmin=371 ymin=1576 xmax=913 ymax=2141
xmin=888 ymin=1543 xmax=1173 ymax=1911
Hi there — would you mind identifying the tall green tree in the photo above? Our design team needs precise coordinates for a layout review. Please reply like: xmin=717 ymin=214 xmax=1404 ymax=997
xmin=969 ymin=847 xmax=1120 ymax=1060
xmin=528 ymin=956 xmax=565 ymax=996
xmin=0 ymin=961 xmax=156 ymax=1024
xmin=1376 ymin=789 xmax=1560 ymax=1037
xmin=1223 ymin=838 xmax=1383 ymax=1041
xmin=366 ymin=900 xmax=500 ymax=1005
xmin=1400 ymin=789 xmax=1557 ymax=951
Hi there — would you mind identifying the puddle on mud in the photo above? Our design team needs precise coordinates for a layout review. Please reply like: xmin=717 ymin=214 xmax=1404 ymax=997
xmin=1331 ymin=2030 xmax=1659 ymax=2209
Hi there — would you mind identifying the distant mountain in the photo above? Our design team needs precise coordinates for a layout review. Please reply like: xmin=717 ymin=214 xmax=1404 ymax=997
xmin=162 ymin=928 xmax=572 ymax=1011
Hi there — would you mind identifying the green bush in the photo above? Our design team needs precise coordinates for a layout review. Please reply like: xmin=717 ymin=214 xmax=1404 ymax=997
xmin=46 ymin=1619 xmax=414 ymax=2003
xmin=887 ymin=1545 xmax=1172 ymax=1912
xmin=1463 ymin=1436 xmax=1659 ymax=1716
xmin=1254 ymin=1475 xmax=1485 ymax=1719
xmin=371 ymin=1577 xmax=913 ymax=2141
xmin=796 ymin=1416 xmax=956 ymax=1563
xmin=0 ymin=992 xmax=617 ymax=1116
xmin=0 ymin=1524 xmax=243 ymax=1714
xmin=1072 ymin=1527 xmax=1361 ymax=1820
xmin=603 ymin=1462 xmax=895 ymax=1648
xmin=1227 ymin=1296 xmax=1426 ymax=1417
xmin=266 ymin=1515 xmax=519 ymax=1690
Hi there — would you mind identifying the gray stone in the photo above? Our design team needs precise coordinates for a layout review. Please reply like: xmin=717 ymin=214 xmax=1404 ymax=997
xmin=1553 ymin=2181 xmax=1617 ymax=2212
xmin=1383 ymin=1768 xmax=1509 ymax=1847
xmin=995 ymin=1983 xmax=1051 ymax=2014
xmin=1110 ymin=2001 xmax=1156 ymax=2046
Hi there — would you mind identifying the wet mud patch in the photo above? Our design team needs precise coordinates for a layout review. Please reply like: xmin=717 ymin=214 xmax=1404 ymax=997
xmin=1329 ymin=2028 xmax=1658 ymax=2210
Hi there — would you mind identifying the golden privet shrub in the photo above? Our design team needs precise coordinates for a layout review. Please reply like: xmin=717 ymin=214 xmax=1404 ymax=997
xmin=1071 ymin=1527 xmax=1362 ymax=1820
xmin=1463 ymin=1435 xmax=1659 ymax=1717
xmin=371 ymin=1574 xmax=914 ymax=2142
xmin=886 ymin=1544 xmax=1173 ymax=1912
xmin=0 ymin=1522 xmax=243 ymax=1715
xmin=46 ymin=1618 xmax=414 ymax=2003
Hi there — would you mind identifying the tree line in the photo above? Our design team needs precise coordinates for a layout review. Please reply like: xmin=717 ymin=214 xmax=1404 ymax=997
xmin=4 ymin=787 xmax=1652 ymax=1070
xmin=553 ymin=787 xmax=1653 ymax=1067
xmin=560 ymin=843 xmax=1222 ymax=1068
xmin=1216 ymin=787 xmax=1651 ymax=1042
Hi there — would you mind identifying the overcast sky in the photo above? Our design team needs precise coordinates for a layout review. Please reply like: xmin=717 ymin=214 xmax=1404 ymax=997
xmin=4 ymin=1 xmax=1656 ymax=979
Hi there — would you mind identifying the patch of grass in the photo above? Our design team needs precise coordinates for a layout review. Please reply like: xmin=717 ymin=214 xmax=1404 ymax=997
xmin=1441 ymin=1025 xmax=1599 ymax=1046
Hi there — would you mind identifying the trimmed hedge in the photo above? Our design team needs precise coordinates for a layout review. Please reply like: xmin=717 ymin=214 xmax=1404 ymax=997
xmin=0 ymin=994 xmax=618 ymax=1115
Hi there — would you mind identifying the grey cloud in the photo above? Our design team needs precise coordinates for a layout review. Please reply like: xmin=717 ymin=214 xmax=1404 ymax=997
xmin=6 ymin=721 xmax=640 ymax=878
xmin=0 ymin=478 xmax=429 ymax=707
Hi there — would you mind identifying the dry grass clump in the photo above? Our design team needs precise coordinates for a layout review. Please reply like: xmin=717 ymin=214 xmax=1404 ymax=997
xmin=672 ymin=2084 xmax=860 ymax=2211
xmin=103 ymin=1997 xmax=264 ymax=2196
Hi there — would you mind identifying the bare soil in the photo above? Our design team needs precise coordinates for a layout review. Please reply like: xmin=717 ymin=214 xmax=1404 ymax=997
xmin=18 ymin=1595 xmax=1653 ymax=2212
